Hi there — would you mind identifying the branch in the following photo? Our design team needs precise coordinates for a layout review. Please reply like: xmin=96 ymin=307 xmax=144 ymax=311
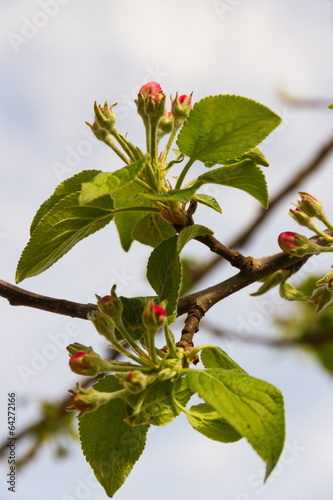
xmin=194 ymin=233 xmax=254 ymax=271
xmin=189 ymin=133 xmax=333 ymax=284
xmin=0 ymin=280 xmax=97 ymax=319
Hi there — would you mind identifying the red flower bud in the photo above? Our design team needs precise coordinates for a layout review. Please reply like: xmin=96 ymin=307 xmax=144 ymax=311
xmin=139 ymin=82 xmax=162 ymax=98
xmin=69 ymin=351 xmax=103 ymax=377
xmin=278 ymin=231 xmax=301 ymax=252
xmin=152 ymin=304 xmax=167 ymax=321
xmin=171 ymin=92 xmax=193 ymax=124
xmin=97 ymin=290 xmax=123 ymax=320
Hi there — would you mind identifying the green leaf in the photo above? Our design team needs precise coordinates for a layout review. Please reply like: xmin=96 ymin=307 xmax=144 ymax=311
xmin=177 ymin=224 xmax=213 ymax=252
xmin=16 ymin=193 xmax=115 ymax=282
xmin=191 ymin=194 xmax=222 ymax=213
xmin=30 ymin=169 xmax=101 ymax=234
xmin=186 ymin=369 xmax=285 ymax=480
xmin=132 ymin=213 xmax=176 ymax=247
xmin=113 ymin=182 xmax=153 ymax=251
xmin=201 ymin=346 xmax=246 ymax=372
xmin=117 ymin=296 xmax=149 ymax=342
xmin=177 ymin=95 xmax=281 ymax=163
xmin=79 ymin=376 xmax=149 ymax=498
xmin=79 ymin=158 xmax=147 ymax=204
xmin=147 ymin=225 xmax=213 ymax=322
xmin=279 ymin=281 xmax=308 ymax=301
xmin=138 ymin=185 xmax=199 ymax=204
xmin=205 ymin=147 xmax=269 ymax=168
xmin=127 ymin=377 xmax=193 ymax=426
xmin=146 ymin=235 xmax=180 ymax=322
xmin=187 ymin=403 xmax=242 ymax=443
xmin=196 ymin=160 xmax=268 ymax=208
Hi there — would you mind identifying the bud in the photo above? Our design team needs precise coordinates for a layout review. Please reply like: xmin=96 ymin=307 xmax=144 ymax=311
xmin=98 ymin=293 xmax=123 ymax=320
xmin=93 ymin=101 xmax=118 ymax=135
xmin=116 ymin=370 xmax=148 ymax=394
xmin=69 ymin=383 xmax=125 ymax=418
xmin=157 ymin=111 xmax=174 ymax=141
xmin=88 ymin=310 xmax=116 ymax=342
xmin=297 ymin=192 xmax=323 ymax=217
xmin=310 ymin=286 xmax=333 ymax=312
xmin=171 ymin=92 xmax=192 ymax=126
xmin=316 ymin=270 xmax=333 ymax=291
xmin=145 ymin=91 xmax=166 ymax=121
xmin=69 ymin=350 xmax=104 ymax=377
xmin=278 ymin=231 xmax=309 ymax=255
xmin=142 ymin=299 xmax=167 ymax=331
xmin=289 ymin=207 xmax=320 ymax=232
xmin=139 ymin=82 xmax=162 ymax=98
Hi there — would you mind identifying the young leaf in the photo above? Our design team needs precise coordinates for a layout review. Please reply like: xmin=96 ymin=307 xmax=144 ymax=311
xmin=112 ymin=182 xmax=154 ymax=251
xmin=191 ymin=194 xmax=222 ymax=213
xmin=187 ymin=403 xmax=242 ymax=443
xmin=138 ymin=185 xmax=199 ymax=204
xmin=79 ymin=375 xmax=149 ymax=498
xmin=146 ymin=225 xmax=213 ymax=322
xmin=127 ymin=377 xmax=193 ymax=426
xmin=132 ymin=213 xmax=176 ymax=247
xmin=16 ymin=193 xmax=115 ymax=282
xmin=200 ymin=346 xmax=246 ymax=372
xmin=30 ymin=169 xmax=101 ymax=234
xmin=195 ymin=160 xmax=268 ymax=208
xmin=146 ymin=235 xmax=180 ymax=322
xmin=205 ymin=147 xmax=269 ymax=168
xmin=177 ymin=94 xmax=281 ymax=163
xmin=116 ymin=296 xmax=149 ymax=342
xmin=79 ymin=158 xmax=147 ymax=204
xmin=186 ymin=369 xmax=285 ymax=480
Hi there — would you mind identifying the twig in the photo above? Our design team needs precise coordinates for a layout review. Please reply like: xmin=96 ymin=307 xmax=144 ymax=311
xmin=194 ymin=234 xmax=254 ymax=271
xmin=189 ymin=133 xmax=333 ymax=284
xmin=0 ymin=280 xmax=97 ymax=319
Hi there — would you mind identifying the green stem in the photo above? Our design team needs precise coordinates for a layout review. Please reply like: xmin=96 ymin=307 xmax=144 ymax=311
xmin=163 ymin=325 xmax=179 ymax=358
xmin=175 ymin=158 xmax=196 ymax=189
xmin=321 ymin=216 xmax=333 ymax=232
xmin=103 ymin=136 xmax=130 ymax=164
xmin=185 ymin=344 xmax=213 ymax=362
xmin=133 ymin=177 xmax=156 ymax=194
xmin=115 ymin=320 xmax=152 ymax=362
xmin=106 ymin=327 xmax=153 ymax=367
xmin=162 ymin=125 xmax=181 ymax=167
xmin=113 ymin=133 xmax=136 ymax=162
xmin=100 ymin=361 xmax=153 ymax=373
xmin=147 ymin=329 xmax=159 ymax=366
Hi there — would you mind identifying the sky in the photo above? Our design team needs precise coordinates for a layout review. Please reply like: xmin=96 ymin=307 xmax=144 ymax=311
xmin=1 ymin=0 xmax=333 ymax=499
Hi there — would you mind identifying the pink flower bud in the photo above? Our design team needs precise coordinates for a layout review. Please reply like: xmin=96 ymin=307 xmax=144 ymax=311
xmin=97 ymin=290 xmax=123 ymax=320
xmin=278 ymin=231 xmax=318 ymax=257
xmin=278 ymin=231 xmax=300 ymax=252
xmin=171 ymin=92 xmax=193 ymax=124
xmin=139 ymin=82 xmax=162 ymax=98
xmin=69 ymin=351 xmax=102 ymax=377
xmin=297 ymin=192 xmax=324 ymax=218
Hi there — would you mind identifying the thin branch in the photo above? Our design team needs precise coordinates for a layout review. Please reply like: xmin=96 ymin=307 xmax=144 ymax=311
xmin=194 ymin=233 xmax=254 ymax=272
xmin=0 ymin=280 xmax=97 ymax=319
xmin=189 ymin=133 xmax=333 ymax=284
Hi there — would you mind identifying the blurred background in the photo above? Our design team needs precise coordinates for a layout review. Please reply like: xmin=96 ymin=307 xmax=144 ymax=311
xmin=1 ymin=0 xmax=333 ymax=498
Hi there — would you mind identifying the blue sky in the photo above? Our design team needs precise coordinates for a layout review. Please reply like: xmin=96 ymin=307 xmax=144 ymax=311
xmin=1 ymin=1 xmax=333 ymax=499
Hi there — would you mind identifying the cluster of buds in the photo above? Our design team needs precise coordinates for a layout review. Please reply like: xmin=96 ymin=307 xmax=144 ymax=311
xmin=289 ymin=192 xmax=333 ymax=238
xmin=69 ymin=383 xmax=127 ymax=418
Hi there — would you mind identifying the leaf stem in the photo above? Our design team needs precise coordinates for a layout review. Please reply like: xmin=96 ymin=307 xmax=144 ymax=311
xmin=164 ymin=325 xmax=179 ymax=358
xmin=175 ymin=158 xmax=196 ymax=189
